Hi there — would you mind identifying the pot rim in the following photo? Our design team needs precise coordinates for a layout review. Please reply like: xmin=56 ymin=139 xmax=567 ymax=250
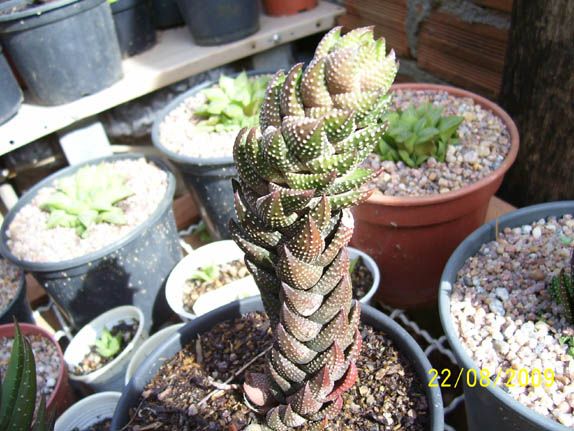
xmin=124 ymin=322 xmax=185 ymax=385
xmin=112 ymin=296 xmax=444 ymax=429
xmin=165 ymin=239 xmax=249 ymax=321
xmin=348 ymin=246 xmax=380 ymax=304
xmin=0 ymin=322 xmax=67 ymax=410
xmin=54 ymin=391 xmax=121 ymax=431
xmin=0 ymin=0 xmax=103 ymax=22
xmin=65 ymin=305 xmax=146 ymax=383
xmin=366 ymin=83 xmax=520 ymax=207
xmin=151 ymin=70 xmax=275 ymax=167
xmin=0 ymin=153 xmax=176 ymax=272
xmin=439 ymin=200 xmax=574 ymax=431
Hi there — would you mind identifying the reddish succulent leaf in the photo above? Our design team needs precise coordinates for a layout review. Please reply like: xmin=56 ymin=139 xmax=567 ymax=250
xmin=276 ymin=324 xmax=318 ymax=365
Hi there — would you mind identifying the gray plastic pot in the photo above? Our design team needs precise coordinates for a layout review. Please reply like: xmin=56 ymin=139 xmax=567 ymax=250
xmin=111 ymin=0 xmax=156 ymax=58
xmin=439 ymin=201 xmax=574 ymax=431
xmin=0 ymin=258 xmax=33 ymax=324
xmin=55 ymin=391 xmax=121 ymax=431
xmin=0 ymin=0 xmax=122 ymax=106
xmin=0 ymin=153 xmax=182 ymax=331
xmin=0 ymin=45 xmax=22 ymax=125
xmin=152 ymin=71 xmax=270 ymax=240
xmin=112 ymin=296 xmax=444 ymax=430
xmin=176 ymin=0 xmax=259 ymax=46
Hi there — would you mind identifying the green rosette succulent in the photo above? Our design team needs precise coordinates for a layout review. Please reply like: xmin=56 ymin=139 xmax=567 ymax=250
xmin=377 ymin=102 xmax=463 ymax=167
xmin=230 ymin=26 xmax=398 ymax=430
xmin=194 ymin=72 xmax=271 ymax=133
xmin=40 ymin=164 xmax=133 ymax=238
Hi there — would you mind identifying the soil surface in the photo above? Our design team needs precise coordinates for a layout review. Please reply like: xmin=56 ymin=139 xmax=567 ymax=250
xmin=71 ymin=319 xmax=138 ymax=376
xmin=125 ymin=312 xmax=429 ymax=430
xmin=72 ymin=418 xmax=112 ymax=431
xmin=0 ymin=334 xmax=60 ymax=406
xmin=182 ymin=259 xmax=250 ymax=313
xmin=365 ymin=89 xmax=512 ymax=197
xmin=451 ymin=214 xmax=574 ymax=426
xmin=6 ymin=159 xmax=168 ymax=263
xmin=351 ymin=256 xmax=374 ymax=300
xmin=0 ymin=258 xmax=22 ymax=314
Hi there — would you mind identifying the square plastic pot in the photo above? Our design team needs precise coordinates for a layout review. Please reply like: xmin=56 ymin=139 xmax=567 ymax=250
xmin=111 ymin=0 xmax=156 ymax=58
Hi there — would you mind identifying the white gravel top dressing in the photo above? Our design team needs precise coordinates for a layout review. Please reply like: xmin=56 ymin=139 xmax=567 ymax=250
xmin=451 ymin=215 xmax=574 ymax=427
xmin=365 ymin=89 xmax=512 ymax=197
xmin=0 ymin=259 xmax=21 ymax=313
xmin=6 ymin=159 xmax=168 ymax=263
xmin=159 ymin=91 xmax=239 ymax=159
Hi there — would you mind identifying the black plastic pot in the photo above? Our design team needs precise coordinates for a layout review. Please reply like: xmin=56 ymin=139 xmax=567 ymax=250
xmin=112 ymin=296 xmax=444 ymax=430
xmin=151 ymin=0 xmax=183 ymax=29
xmin=176 ymin=0 xmax=260 ymax=46
xmin=0 ymin=153 xmax=183 ymax=331
xmin=111 ymin=0 xmax=156 ymax=58
xmin=439 ymin=201 xmax=574 ymax=431
xmin=152 ymin=72 xmax=270 ymax=240
xmin=0 ymin=260 xmax=33 ymax=325
xmin=0 ymin=0 xmax=122 ymax=106
xmin=0 ymin=45 xmax=22 ymax=125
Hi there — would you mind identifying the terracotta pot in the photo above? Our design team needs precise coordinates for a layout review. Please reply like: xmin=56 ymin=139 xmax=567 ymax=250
xmin=351 ymin=83 xmax=519 ymax=309
xmin=262 ymin=0 xmax=317 ymax=16
xmin=0 ymin=323 xmax=74 ymax=417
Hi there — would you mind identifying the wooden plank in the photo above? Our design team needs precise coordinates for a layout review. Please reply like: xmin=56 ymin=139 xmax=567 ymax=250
xmin=485 ymin=196 xmax=516 ymax=222
xmin=0 ymin=1 xmax=344 ymax=155
xmin=473 ymin=0 xmax=513 ymax=14
xmin=173 ymin=192 xmax=200 ymax=230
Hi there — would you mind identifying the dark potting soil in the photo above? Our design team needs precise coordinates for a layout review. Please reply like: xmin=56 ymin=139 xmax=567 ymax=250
xmin=126 ymin=312 xmax=429 ymax=430
xmin=72 ymin=418 xmax=112 ymax=431
xmin=182 ymin=259 xmax=250 ymax=312
xmin=71 ymin=319 xmax=138 ymax=376
xmin=351 ymin=256 xmax=374 ymax=300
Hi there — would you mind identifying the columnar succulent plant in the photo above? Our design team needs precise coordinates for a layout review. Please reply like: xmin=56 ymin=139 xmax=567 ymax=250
xmin=549 ymin=251 xmax=574 ymax=324
xmin=230 ymin=26 xmax=397 ymax=429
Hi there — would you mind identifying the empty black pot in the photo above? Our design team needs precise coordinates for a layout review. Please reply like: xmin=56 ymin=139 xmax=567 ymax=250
xmin=0 ymin=46 xmax=22 ymax=125
xmin=111 ymin=0 xmax=156 ymax=58
xmin=151 ymin=0 xmax=183 ymax=29
xmin=112 ymin=296 xmax=444 ymax=429
xmin=0 ymin=154 xmax=182 ymax=331
xmin=0 ymin=0 xmax=122 ymax=106
xmin=176 ymin=0 xmax=260 ymax=46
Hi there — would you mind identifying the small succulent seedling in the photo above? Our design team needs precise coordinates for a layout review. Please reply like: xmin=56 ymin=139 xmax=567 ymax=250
xmin=189 ymin=265 xmax=219 ymax=283
xmin=377 ymin=102 xmax=463 ymax=167
xmin=349 ymin=256 xmax=360 ymax=275
xmin=231 ymin=26 xmax=397 ymax=429
xmin=549 ymin=252 xmax=574 ymax=324
xmin=95 ymin=328 xmax=122 ymax=359
xmin=194 ymin=72 xmax=270 ymax=133
xmin=0 ymin=322 xmax=52 ymax=431
xmin=40 ymin=164 xmax=133 ymax=238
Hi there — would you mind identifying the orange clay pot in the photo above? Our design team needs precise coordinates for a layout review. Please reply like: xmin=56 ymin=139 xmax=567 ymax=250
xmin=262 ymin=0 xmax=317 ymax=16
xmin=351 ymin=83 xmax=519 ymax=309
xmin=0 ymin=323 xmax=75 ymax=417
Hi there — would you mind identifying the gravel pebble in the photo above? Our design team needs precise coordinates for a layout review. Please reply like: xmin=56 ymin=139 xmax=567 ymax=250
xmin=7 ymin=159 xmax=168 ymax=263
xmin=0 ymin=259 xmax=22 ymax=314
xmin=365 ymin=90 xmax=512 ymax=197
xmin=451 ymin=214 xmax=574 ymax=426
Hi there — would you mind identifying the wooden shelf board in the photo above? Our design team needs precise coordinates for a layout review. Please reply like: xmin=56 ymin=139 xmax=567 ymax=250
xmin=0 ymin=1 xmax=344 ymax=155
